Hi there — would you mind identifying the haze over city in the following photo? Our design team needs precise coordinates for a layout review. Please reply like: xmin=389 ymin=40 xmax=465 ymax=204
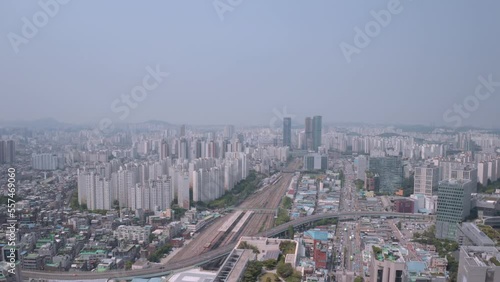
xmin=1 ymin=1 xmax=500 ymax=128
xmin=2 ymin=1 xmax=500 ymax=282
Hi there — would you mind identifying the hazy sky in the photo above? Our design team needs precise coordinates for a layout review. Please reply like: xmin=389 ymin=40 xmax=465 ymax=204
xmin=1 ymin=0 xmax=499 ymax=128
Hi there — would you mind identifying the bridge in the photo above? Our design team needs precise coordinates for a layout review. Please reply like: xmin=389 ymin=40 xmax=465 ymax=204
xmin=23 ymin=211 xmax=429 ymax=280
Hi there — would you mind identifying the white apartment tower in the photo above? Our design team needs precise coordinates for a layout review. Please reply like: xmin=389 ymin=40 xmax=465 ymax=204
xmin=413 ymin=164 xmax=439 ymax=196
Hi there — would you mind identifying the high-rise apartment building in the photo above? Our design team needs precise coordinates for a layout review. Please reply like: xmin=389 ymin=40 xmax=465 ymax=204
xmin=487 ymin=160 xmax=498 ymax=183
xmin=439 ymin=162 xmax=478 ymax=193
xmin=224 ymin=125 xmax=235 ymax=140
xmin=31 ymin=153 xmax=61 ymax=170
xmin=436 ymin=179 xmax=475 ymax=240
xmin=0 ymin=140 xmax=15 ymax=164
xmin=413 ymin=164 xmax=439 ymax=196
xmin=283 ymin=117 xmax=291 ymax=147
xmin=159 ymin=139 xmax=169 ymax=160
xmin=312 ymin=116 xmax=322 ymax=151
xmin=477 ymin=161 xmax=489 ymax=185
xmin=177 ymin=172 xmax=190 ymax=209
xmin=180 ymin=124 xmax=186 ymax=137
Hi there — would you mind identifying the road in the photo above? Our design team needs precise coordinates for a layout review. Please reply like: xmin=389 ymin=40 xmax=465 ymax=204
xmin=334 ymin=158 xmax=363 ymax=280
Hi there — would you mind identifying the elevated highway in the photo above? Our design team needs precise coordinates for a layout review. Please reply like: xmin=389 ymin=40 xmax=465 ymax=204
xmin=23 ymin=211 xmax=429 ymax=280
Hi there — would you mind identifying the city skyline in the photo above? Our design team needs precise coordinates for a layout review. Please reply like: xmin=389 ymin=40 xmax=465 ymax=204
xmin=2 ymin=1 xmax=500 ymax=280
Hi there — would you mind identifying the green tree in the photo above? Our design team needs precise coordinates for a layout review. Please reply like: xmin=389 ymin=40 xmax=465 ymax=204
xmin=112 ymin=199 xmax=120 ymax=210
xmin=242 ymin=261 xmax=262 ymax=282
xmin=354 ymin=277 xmax=363 ymax=282
xmin=396 ymin=221 xmax=402 ymax=230
xmin=148 ymin=244 xmax=172 ymax=262
xmin=277 ymin=262 xmax=293 ymax=278
xmin=288 ymin=225 xmax=295 ymax=239
xmin=263 ymin=259 xmax=278 ymax=270
xmin=125 ymin=261 xmax=133 ymax=270
xmin=354 ymin=179 xmax=364 ymax=190
xmin=282 ymin=197 xmax=293 ymax=209
xmin=238 ymin=241 xmax=260 ymax=254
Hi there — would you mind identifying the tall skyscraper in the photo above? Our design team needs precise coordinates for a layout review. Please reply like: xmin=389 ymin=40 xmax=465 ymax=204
xmin=224 ymin=125 xmax=235 ymax=140
xmin=436 ymin=179 xmax=474 ymax=240
xmin=283 ymin=117 xmax=291 ymax=147
xmin=180 ymin=124 xmax=186 ymax=137
xmin=312 ymin=116 xmax=322 ymax=151
xmin=413 ymin=164 xmax=439 ymax=196
xmin=305 ymin=117 xmax=312 ymax=150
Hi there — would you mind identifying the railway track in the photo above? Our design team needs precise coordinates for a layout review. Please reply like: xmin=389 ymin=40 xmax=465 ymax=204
xmin=172 ymin=159 xmax=300 ymax=261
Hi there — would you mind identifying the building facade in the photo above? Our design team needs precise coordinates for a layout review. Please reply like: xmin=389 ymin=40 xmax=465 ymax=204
xmin=436 ymin=179 xmax=474 ymax=240
xmin=414 ymin=164 xmax=439 ymax=196
xmin=283 ymin=117 xmax=292 ymax=148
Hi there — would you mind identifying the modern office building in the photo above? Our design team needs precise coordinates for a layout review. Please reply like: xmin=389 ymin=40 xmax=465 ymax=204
xmin=283 ymin=117 xmax=292 ymax=147
xmin=413 ymin=164 xmax=439 ymax=196
xmin=305 ymin=117 xmax=313 ymax=150
xmin=436 ymin=179 xmax=475 ymax=240
xmin=312 ymin=116 xmax=322 ymax=152
xmin=369 ymin=156 xmax=403 ymax=194
xmin=457 ymin=246 xmax=500 ymax=282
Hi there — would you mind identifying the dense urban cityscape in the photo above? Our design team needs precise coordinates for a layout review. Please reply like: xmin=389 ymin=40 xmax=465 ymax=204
xmin=1 ymin=120 xmax=500 ymax=282
xmin=2 ymin=1 xmax=500 ymax=282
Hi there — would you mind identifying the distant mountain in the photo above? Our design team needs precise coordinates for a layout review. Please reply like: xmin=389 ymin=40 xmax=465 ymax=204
xmin=0 ymin=118 xmax=74 ymax=129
